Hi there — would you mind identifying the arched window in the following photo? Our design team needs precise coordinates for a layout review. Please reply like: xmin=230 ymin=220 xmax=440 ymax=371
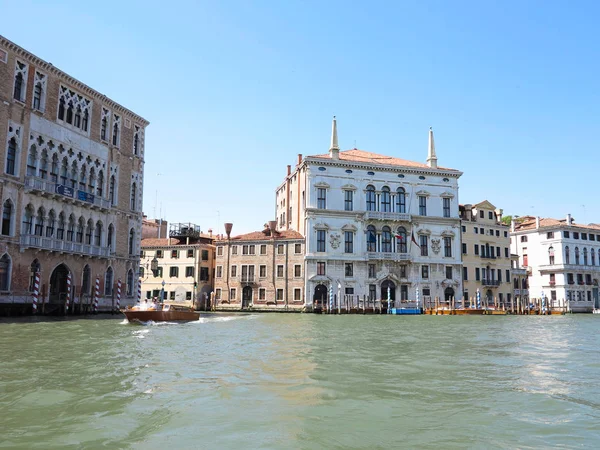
xmin=74 ymin=106 xmax=82 ymax=128
xmin=6 ymin=138 xmax=17 ymax=176
xmin=130 ymin=183 xmax=137 ymax=211
xmin=134 ymin=133 xmax=139 ymax=155
xmin=0 ymin=253 xmax=11 ymax=291
xmin=85 ymin=219 xmax=93 ymax=245
xmin=28 ymin=259 xmax=41 ymax=292
xmin=82 ymin=110 xmax=89 ymax=132
xmin=58 ymin=98 xmax=66 ymax=121
xmin=109 ymin=176 xmax=116 ymax=206
xmin=396 ymin=226 xmax=407 ymax=253
xmin=56 ymin=212 xmax=65 ymax=240
xmin=129 ymin=228 xmax=135 ymax=255
xmin=366 ymin=185 xmax=376 ymax=211
xmin=107 ymin=224 xmax=114 ymax=252
xmin=89 ymin=168 xmax=96 ymax=194
xmin=2 ymin=200 xmax=13 ymax=236
xmin=584 ymin=248 xmax=588 ymax=266
xmin=70 ymin=161 xmax=78 ymax=188
xmin=82 ymin=264 xmax=91 ymax=295
xmin=60 ymin=158 xmax=68 ymax=184
xmin=592 ymin=249 xmax=596 ymax=266
xmin=34 ymin=208 xmax=45 ymax=236
xmin=67 ymin=215 xmax=76 ymax=241
xmin=104 ymin=267 xmax=113 ymax=296
xmin=94 ymin=222 xmax=102 ymax=247
xmin=382 ymin=226 xmax=392 ymax=253
xmin=575 ymin=247 xmax=580 ymax=265
xmin=50 ymin=154 xmax=59 ymax=182
xmin=76 ymin=217 xmax=85 ymax=243
xmin=112 ymin=122 xmax=119 ymax=146
xmin=33 ymin=82 xmax=43 ymax=110
xmin=97 ymin=170 xmax=104 ymax=197
xmin=14 ymin=72 xmax=24 ymax=100
xmin=66 ymin=101 xmax=74 ymax=124
xmin=381 ymin=186 xmax=391 ymax=212
xmin=22 ymin=205 xmax=34 ymax=235
xmin=366 ymin=225 xmax=377 ymax=252
xmin=79 ymin=164 xmax=87 ymax=191
xmin=126 ymin=269 xmax=134 ymax=296
xmin=565 ymin=246 xmax=570 ymax=264
xmin=46 ymin=210 xmax=55 ymax=237
xmin=39 ymin=150 xmax=48 ymax=179
xmin=26 ymin=146 xmax=37 ymax=176
xmin=101 ymin=116 xmax=107 ymax=141
xmin=396 ymin=187 xmax=406 ymax=213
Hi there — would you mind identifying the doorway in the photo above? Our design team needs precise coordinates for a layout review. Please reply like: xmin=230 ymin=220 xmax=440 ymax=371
xmin=444 ymin=287 xmax=455 ymax=302
xmin=381 ymin=280 xmax=396 ymax=308
xmin=49 ymin=264 xmax=70 ymax=303
xmin=242 ymin=286 xmax=253 ymax=308
xmin=313 ymin=284 xmax=327 ymax=309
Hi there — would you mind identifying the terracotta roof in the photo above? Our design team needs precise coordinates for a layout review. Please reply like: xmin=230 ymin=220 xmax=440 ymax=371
xmin=141 ymin=237 xmax=215 ymax=247
xmin=515 ymin=217 xmax=600 ymax=232
xmin=308 ymin=149 xmax=459 ymax=172
xmin=216 ymin=229 xmax=304 ymax=243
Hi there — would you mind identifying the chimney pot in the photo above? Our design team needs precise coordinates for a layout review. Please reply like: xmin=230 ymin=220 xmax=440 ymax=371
xmin=567 ymin=213 xmax=572 ymax=225
xmin=287 ymin=165 xmax=291 ymax=176
xmin=297 ymin=154 xmax=302 ymax=165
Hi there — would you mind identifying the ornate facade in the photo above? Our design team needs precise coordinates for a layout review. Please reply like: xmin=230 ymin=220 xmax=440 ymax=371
xmin=0 ymin=35 xmax=148 ymax=314
xmin=276 ymin=118 xmax=463 ymax=309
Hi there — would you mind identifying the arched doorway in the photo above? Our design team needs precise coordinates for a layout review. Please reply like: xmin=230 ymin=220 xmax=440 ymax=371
xmin=486 ymin=289 xmax=493 ymax=306
xmin=444 ymin=287 xmax=455 ymax=302
xmin=381 ymin=280 xmax=396 ymax=308
xmin=242 ymin=286 xmax=253 ymax=308
xmin=49 ymin=264 xmax=70 ymax=303
xmin=313 ymin=284 xmax=327 ymax=309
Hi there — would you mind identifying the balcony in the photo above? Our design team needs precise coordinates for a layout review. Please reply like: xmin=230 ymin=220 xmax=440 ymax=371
xmin=511 ymin=268 xmax=528 ymax=276
xmin=241 ymin=275 xmax=255 ymax=284
xmin=481 ymin=279 xmax=500 ymax=286
xmin=480 ymin=254 xmax=496 ymax=260
xmin=367 ymin=252 xmax=411 ymax=262
xmin=24 ymin=176 xmax=111 ymax=210
xmin=20 ymin=234 xmax=110 ymax=258
xmin=539 ymin=263 xmax=600 ymax=273
xmin=549 ymin=281 xmax=556 ymax=286
xmin=514 ymin=289 xmax=529 ymax=295
xmin=364 ymin=211 xmax=411 ymax=222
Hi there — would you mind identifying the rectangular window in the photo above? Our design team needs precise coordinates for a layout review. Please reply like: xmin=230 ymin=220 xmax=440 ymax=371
xmin=345 ymin=287 xmax=354 ymax=295
xmin=231 ymin=265 xmax=237 ymax=277
xmin=480 ymin=228 xmax=484 ymax=235
xmin=186 ymin=291 xmax=192 ymax=300
xmin=462 ymin=243 xmax=467 ymax=254
xmin=185 ymin=266 xmax=194 ymax=277
xmin=171 ymin=250 xmax=179 ymax=259
xmin=399 ymin=265 xmax=407 ymax=278
xmin=421 ymin=265 xmax=429 ymax=279
xmin=215 ymin=289 xmax=222 ymax=300
xmin=480 ymin=210 xmax=484 ymax=218
xmin=230 ymin=288 xmax=236 ymax=300
xmin=369 ymin=284 xmax=376 ymax=300
xmin=368 ymin=264 xmax=376 ymax=278
xmin=277 ymin=265 xmax=284 ymax=277
xmin=582 ymin=233 xmax=588 ymax=240
xmin=505 ymin=248 xmax=509 ymax=258
xmin=277 ymin=244 xmax=284 ymax=255
xmin=294 ymin=264 xmax=301 ymax=277
xmin=295 ymin=243 xmax=302 ymax=254
xmin=187 ymin=249 xmax=194 ymax=258
xmin=317 ymin=261 xmax=326 ymax=276
xmin=276 ymin=289 xmax=284 ymax=301
xmin=317 ymin=188 xmax=326 ymax=209
xmin=260 ymin=245 xmax=267 ymax=255
xmin=344 ymin=190 xmax=353 ymax=211
xmin=563 ymin=231 xmax=570 ymax=238
xmin=200 ymin=267 xmax=209 ymax=281
xmin=567 ymin=273 xmax=574 ymax=285
xmin=498 ymin=269 xmax=502 ymax=282
xmin=443 ymin=198 xmax=450 ymax=218
xmin=248 ymin=245 xmax=255 ymax=255
xmin=170 ymin=267 xmax=179 ymax=277
xmin=420 ymin=235 xmax=428 ymax=256
xmin=344 ymin=231 xmax=353 ymax=253
xmin=591 ymin=234 xmax=596 ymax=241
xmin=506 ymin=270 xmax=510 ymax=282
xmin=156 ymin=267 xmax=163 ymax=277
xmin=345 ymin=263 xmax=353 ymax=277
xmin=419 ymin=196 xmax=427 ymax=216
xmin=488 ymin=211 xmax=493 ymax=220
xmin=463 ymin=267 xmax=468 ymax=281
xmin=242 ymin=245 xmax=249 ymax=255
xmin=573 ymin=232 xmax=579 ymax=239
xmin=217 ymin=246 xmax=223 ymax=256
xmin=216 ymin=266 xmax=222 ymax=277
xmin=462 ymin=225 xmax=466 ymax=232
xmin=259 ymin=288 xmax=266 ymax=300
xmin=294 ymin=288 xmax=302 ymax=301
xmin=496 ymin=246 xmax=501 ymax=257
xmin=474 ymin=244 xmax=479 ymax=255
xmin=169 ymin=291 xmax=175 ymax=300
xmin=523 ymin=254 xmax=528 ymax=266
xmin=317 ymin=230 xmax=326 ymax=252
xmin=444 ymin=237 xmax=452 ymax=257
xmin=549 ymin=273 xmax=556 ymax=285
xmin=259 ymin=265 xmax=266 ymax=277
xmin=445 ymin=266 xmax=453 ymax=279
xmin=475 ymin=268 xmax=480 ymax=281
xmin=231 ymin=246 xmax=238 ymax=255
xmin=474 ymin=227 xmax=478 ymax=234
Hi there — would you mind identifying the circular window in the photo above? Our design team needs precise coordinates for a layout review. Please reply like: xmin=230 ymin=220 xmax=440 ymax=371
xmin=367 ymin=171 xmax=375 ymax=176
xmin=345 ymin=169 xmax=353 ymax=174
xmin=443 ymin=178 xmax=449 ymax=182
xmin=318 ymin=167 xmax=326 ymax=171
xmin=419 ymin=176 xmax=426 ymax=180
xmin=398 ymin=174 xmax=405 ymax=178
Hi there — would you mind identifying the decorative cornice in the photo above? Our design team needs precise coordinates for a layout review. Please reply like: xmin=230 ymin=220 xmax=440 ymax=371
xmin=1 ymin=35 xmax=149 ymax=127
xmin=341 ymin=183 xmax=357 ymax=191
xmin=341 ymin=224 xmax=358 ymax=232
xmin=314 ymin=181 xmax=330 ymax=188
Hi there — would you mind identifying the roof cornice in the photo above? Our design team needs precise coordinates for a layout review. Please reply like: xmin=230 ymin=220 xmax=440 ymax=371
xmin=303 ymin=157 xmax=463 ymax=177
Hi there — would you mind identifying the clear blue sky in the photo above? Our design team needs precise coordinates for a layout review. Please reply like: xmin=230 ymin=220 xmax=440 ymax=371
xmin=3 ymin=0 xmax=599 ymax=234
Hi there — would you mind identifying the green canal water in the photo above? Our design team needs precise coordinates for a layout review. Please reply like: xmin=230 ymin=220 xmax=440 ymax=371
xmin=2 ymin=314 xmax=600 ymax=449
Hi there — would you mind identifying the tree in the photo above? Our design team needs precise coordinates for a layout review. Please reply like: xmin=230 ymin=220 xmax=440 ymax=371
xmin=501 ymin=215 xmax=512 ymax=226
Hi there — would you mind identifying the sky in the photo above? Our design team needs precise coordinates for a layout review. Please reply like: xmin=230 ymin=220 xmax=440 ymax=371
xmin=2 ymin=0 xmax=599 ymax=234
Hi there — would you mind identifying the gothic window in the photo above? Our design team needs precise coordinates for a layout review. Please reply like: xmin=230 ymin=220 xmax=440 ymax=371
xmin=104 ymin=267 xmax=113 ymax=296
xmin=32 ymin=71 xmax=46 ymax=111
xmin=382 ymin=226 xmax=392 ymax=252
xmin=109 ymin=175 xmax=116 ymax=205
xmin=22 ymin=205 xmax=33 ymax=235
xmin=39 ymin=150 xmax=48 ymax=179
xmin=366 ymin=225 xmax=376 ymax=252
xmin=50 ymin=154 xmax=59 ymax=182
xmin=565 ymin=246 xmax=570 ymax=264
xmin=575 ymin=247 xmax=580 ymax=265
xmin=56 ymin=213 xmax=65 ymax=240
xmin=13 ymin=61 xmax=27 ymax=102
xmin=97 ymin=170 xmax=104 ymax=197
xmin=74 ymin=106 xmax=82 ymax=128
xmin=2 ymin=200 xmax=13 ymax=236
xmin=70 ymin=161 xmax=78 ymax=188
xmin=6 ymin=137 xmax=17 ymax=176
xmin=88 ymin=168 xmax=96 ymax=194
xmin=76 ymin=217 xmax=85 ymax=243
xmin=396 ymin=227 xmax=407 ymax=253
xmin=94 ymin=222 xmax=102 ymax=246
xmin=100 ymin=108 xmax=110 ymax=141
xmin=67 ymin=215 xmax=75 ymax=241
xmin=34 ymin=208 xmax=44 ymax=236
xmin=129 ymin=228 xmax=135 ymax=255
xmin=381 ymin=186 xmax=391 ymax=212
xmin=46 ymin=210 xmax=55 ymax=237
xmin=584 ymin=248 xmax=588 ymax=265
xmin=127 ymin=269 xmax=134 ymax=296
xmin=130 ymin=183 xmax=137 ymax=210
xmin=26 ymin=146 xmax=37 ymax=176
xmin=133 ymin=125 xmax=141 ymax=155
xmin=85 ymin=220 xmax=93 ymax=245
xmin=107 ymin=224 xmax=114 ymax=252
xmin=79 ymin=165 xmax=87 ymax=191
xmin=112 ymin=115 xmax=121 ymax=146
xmin=0 ymin=254 xmax=11 ymax=291
xmin=366 ymin=185 xmax=376 ymax=211
xmin=82 ymin=110 xmax=89 ymax=132
xmin=396 ymin=187 xmax=406 ymax=213
xmin=57 ymin=86 xmax=92 ymax=132
xmin=60 ymin=158 xmax=68 ymax=184
xmin=58 ymin=98 xmax=65 ymax=121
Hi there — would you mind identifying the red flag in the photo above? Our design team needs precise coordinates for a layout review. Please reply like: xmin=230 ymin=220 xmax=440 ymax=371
xmin=394 ymin=234 xmax=403 ymax=240
xmin=411 ymin=231 xmax=419 ymax=246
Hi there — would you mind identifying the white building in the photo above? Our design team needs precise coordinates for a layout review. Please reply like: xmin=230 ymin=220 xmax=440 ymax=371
xmin=511 ymin=214 xmax=600 ymax=312
xmin=276 ymin=118 xmax=463 ymax=309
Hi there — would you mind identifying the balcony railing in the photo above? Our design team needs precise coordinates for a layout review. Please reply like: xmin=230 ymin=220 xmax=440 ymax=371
xmin=480 ymin=254 xmax=496 ymax=259
xmin=24 ymin=176 xmax=111 ymax=209
xmin=241 ymin=275 xmax=255 ymax=283
xmin=482 ymin=279 xmax=501 ymax=286
xmin=20 ymin=234 xmax=110 ymax=258
xmin=511 ymin=268 xmax=528 ymax=276
xmin=364 ymin=211 xmax=411 ymax=222
xmin=367 ymin=252 xmax=411 ymax=262
xmin=539 ymin=263 xmax=600 ymax=272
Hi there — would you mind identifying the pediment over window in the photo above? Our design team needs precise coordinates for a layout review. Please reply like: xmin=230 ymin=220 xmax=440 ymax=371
xmin=341 ymin=224 xmax=357 ymax=232
xmin=418 ymin=228 xmax=432 ymax=236
xmin=440 ymin=191 xmax=455 ymax=198
xmin=314 ymin=182 xmax=330 ymax=188
xmin=314 ymin=222 xmax=330 ymax=230
xmin=341 ymin=184 xmax=357 ymax=191
xmin=441 ymin=230 xmax=455 ymax=237
xmin=415 ymin=190 xmax=431 ymax=197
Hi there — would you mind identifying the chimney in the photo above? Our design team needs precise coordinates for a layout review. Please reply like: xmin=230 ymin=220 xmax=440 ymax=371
xmin=427 ymin=127 xmax=438 ymax=169
xmin=536 ymin=216 xmax=540 ymax=229
xmin=268 ymin=220 xmax=277 ymax=235
xmin=567 ymin=213 xmax=572 ymax=225
xmin=208 ymin=228 xmax=213 ymax=238
xmin=511 ymin=218 xmax=515 ymax=232
xmin=287 ymin=165 xmax=291 ymax=176
xmin=329 ymin=116 xmax=339 ymax=160
xmin=224 ymin=223 xmax=233 ymax=239
xmin=298 ymin=154 xmax=302 ymax=165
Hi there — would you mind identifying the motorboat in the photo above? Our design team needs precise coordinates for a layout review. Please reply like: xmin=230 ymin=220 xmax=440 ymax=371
xmin=122 ymin=301 xmax=200 ymax=323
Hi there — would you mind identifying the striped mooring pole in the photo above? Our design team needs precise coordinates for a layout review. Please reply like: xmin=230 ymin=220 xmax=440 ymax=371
xmin=116 ymin=279 xmax=122 ymax=311
xmin=137 ymin=278 xmax=142 ymax=304
xmin=32 ymin=270 xmax=40 ymax=314
xmin=65 ymin=271 xmax=72 ymax=313
xmin=94 ymin=276 xmax=100 ymax=313
xmin=329 ymin=284 xmax=333 ymax=313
